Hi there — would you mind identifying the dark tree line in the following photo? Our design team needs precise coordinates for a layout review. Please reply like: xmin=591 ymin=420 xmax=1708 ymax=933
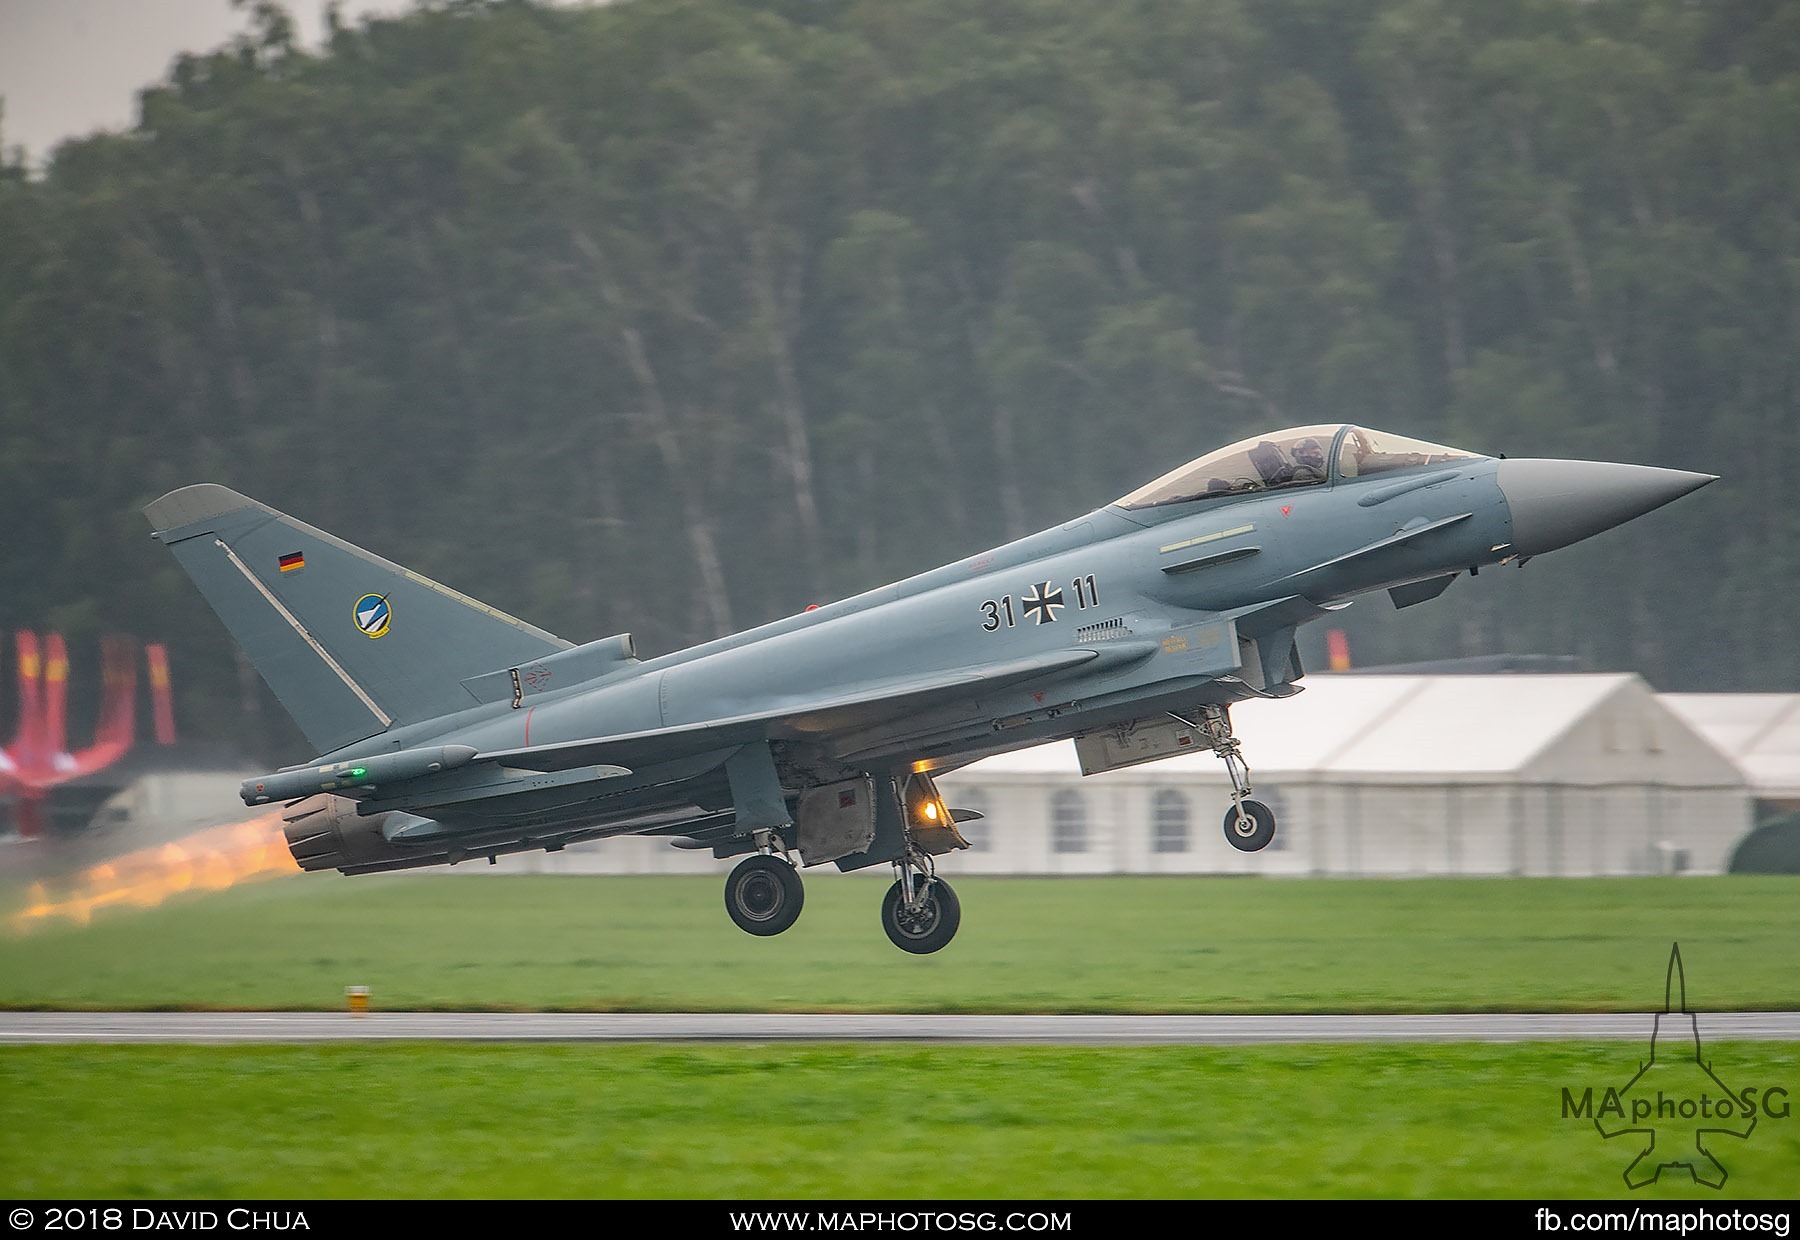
xmin=1 ymin=0 xmax=1795 ymax=760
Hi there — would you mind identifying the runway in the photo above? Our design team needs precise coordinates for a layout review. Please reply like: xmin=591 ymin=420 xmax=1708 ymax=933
xmin=5 ymin=1010 xmax=1800 ymax=1044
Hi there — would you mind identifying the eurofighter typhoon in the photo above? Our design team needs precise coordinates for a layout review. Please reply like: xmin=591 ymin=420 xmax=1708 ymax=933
xmin=147 ymin=425 xmax=1712 ymax=952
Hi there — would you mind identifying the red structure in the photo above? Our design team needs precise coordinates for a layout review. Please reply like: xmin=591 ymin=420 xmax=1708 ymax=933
xmin=1 ymin=632 xmax=173 ymax=838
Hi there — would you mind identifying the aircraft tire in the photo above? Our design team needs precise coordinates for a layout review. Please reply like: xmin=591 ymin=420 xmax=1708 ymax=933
xmin=1223 ymin=800 xmax=1276 ymax=852
xmin=881 ymin=877 xmax=961 ymax=954
xmin=724 ymin=854 xmax=804 ymax=936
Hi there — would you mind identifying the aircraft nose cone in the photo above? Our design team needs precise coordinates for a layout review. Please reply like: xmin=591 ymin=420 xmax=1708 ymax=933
xmin=1497 ymin=459 xmax=1716 ymax=557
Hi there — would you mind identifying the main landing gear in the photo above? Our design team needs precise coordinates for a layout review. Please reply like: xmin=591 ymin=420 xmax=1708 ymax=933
xmin=881 ymin=850 xmax=960 ymax=955
xmin=724 ymin=844 xmax=804 ymax=936
xmin=721 ymin=778 xmax=968 ymax=954
xmin=1194 ymin=703 xmax=1277 ymax=853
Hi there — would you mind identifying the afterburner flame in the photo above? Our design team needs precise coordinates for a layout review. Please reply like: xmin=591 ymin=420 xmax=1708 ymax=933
xmin=7 ymin=812 xmax=298 ymax=932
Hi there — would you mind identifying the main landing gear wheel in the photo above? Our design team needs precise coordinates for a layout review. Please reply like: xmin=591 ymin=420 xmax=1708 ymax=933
xmin=724 ymin=854 xmax=804 ymax=936
xmin=881 ymin=876 xmax=961 ymax=954
xmin=1223 ymin=799 xmax=1276 ymax=852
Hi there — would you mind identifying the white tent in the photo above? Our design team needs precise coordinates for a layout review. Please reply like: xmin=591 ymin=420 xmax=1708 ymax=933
xmin=1658 ymin=693 xmax=1800 ymax=809
xmin=936 ymin=674 xmax=1750 ymax=877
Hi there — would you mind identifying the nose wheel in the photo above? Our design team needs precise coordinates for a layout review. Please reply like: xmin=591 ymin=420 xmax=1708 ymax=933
xmin=724 ymin=853 xmax=804 ymax=936
xmin=1190 ymin=703 xmax=1279 ymax=853
xmin=1223 ymin=799 xmax=1276 ymax=851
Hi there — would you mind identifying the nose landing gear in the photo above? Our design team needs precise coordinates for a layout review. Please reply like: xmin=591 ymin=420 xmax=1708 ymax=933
xmin=1194 ymin=703 xmax=1278 ymax=853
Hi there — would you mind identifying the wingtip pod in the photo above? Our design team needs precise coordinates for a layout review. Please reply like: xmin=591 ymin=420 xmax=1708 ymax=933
xmin=1496 ymin=459 xmax=1716 ymax=557
xmin=241 ymin=743 xmax=480 ymax=805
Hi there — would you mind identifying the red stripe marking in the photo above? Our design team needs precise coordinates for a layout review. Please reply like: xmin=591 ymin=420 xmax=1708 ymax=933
xmin=523 ymin=706 xmax=534 ymax=747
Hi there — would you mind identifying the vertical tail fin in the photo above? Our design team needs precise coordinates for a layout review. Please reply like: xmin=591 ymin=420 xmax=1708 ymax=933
xmin=146 ymin=484 xmax=570 ymax=755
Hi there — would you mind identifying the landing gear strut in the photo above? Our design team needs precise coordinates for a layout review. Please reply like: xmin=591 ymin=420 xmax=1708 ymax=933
xmin=724 ymin=845 xmax=804 ymax=936
xmin=1192 ymin=704 xmax=1277 ymax=852
xmin=880 ymin=849 xmax=960 ymax=954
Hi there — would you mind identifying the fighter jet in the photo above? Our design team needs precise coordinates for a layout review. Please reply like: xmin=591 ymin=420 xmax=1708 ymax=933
xmin=146 ymin=425 xmax=1712 ymax=952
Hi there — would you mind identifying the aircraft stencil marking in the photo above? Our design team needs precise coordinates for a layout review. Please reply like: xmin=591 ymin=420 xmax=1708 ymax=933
xmin=147 ymin=424 xmax=1714 ymax=953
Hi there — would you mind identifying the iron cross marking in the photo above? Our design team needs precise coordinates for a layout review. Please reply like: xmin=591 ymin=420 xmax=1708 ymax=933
xmin=1022 ymin=581 xmax=1066 ymax=625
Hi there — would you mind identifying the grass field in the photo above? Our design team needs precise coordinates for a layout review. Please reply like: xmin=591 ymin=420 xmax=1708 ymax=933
xmin=1 ymin=873 xmax=1796 ymax=1013
xmin=5 ymin=1042 xmax=1798 ymax=1199
xmin=3 ymin=872 xmax=1796 ymax=1199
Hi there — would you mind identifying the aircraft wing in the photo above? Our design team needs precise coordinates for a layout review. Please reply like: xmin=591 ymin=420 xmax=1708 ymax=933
xmin=474 ymin=646 xmax=1109 ymax=773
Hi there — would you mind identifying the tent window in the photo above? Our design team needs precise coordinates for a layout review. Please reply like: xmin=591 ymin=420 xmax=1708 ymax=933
xmin=1051 ymin=790 xmax=1088 ymax=853
xmin=1152 ymin=790 xmax=1189 ymax=853
xmin=955 ymin=787 xmax=990 ymax=852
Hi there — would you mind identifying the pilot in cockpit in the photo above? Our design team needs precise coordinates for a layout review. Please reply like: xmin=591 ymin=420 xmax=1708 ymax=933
xmin=1250 ymin=435 xmax=1328 ymax=486
xmin=1290 ymin=436 xmax=1326 ymax=480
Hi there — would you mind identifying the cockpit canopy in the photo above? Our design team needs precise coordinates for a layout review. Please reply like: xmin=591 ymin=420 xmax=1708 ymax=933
xmin=1115 ymin=425 xmax=1481 ymax=510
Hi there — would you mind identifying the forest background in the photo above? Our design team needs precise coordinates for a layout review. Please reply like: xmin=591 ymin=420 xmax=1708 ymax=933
xmin=2 ymin=0 xmax=1794 ymax=763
